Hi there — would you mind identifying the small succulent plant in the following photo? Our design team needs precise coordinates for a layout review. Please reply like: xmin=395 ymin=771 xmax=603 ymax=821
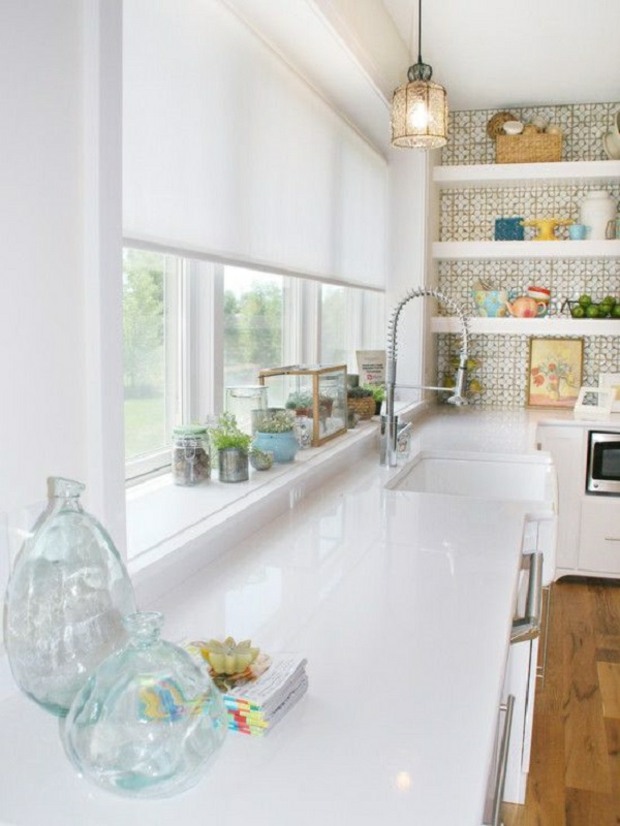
xmin=198 ymin=637 xmax=260 ymax=675
xmin=285 ymin=391 xmax=314 ymax=410
xmin=254 ymin=409 xmax=296 ymax=433
xmin=347 ymin=385 xmax=373 ymax=398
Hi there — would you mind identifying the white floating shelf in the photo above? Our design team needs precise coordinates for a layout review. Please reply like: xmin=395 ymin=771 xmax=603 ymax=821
xmin=433 ymin=160 xmax=620 ymax=189
xmin=431 ymin=317 xmax=620 ymax=336
xmin=432 ymin=239 xmax=620 ymax=260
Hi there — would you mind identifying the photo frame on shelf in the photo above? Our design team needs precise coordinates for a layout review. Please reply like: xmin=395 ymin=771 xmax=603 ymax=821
xmin=526 ymin=337 xmax=584 ymax=409
xmin=573 ymin=386 xmax=614 ymax=420
xmin=598 ymin=373 xmax=620 ymax=412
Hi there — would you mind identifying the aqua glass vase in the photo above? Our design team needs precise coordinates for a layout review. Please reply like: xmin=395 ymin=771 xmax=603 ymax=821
xmin=4 ymin=477 xmax=136 ymax=716
xmin=62 ymin=611 xmax=228 ymax=798
xmin=252 ymin=430 xmax=298 ymax=463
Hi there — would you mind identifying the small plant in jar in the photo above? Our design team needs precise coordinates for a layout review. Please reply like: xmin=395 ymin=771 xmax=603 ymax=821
xmin=207 ymin=413 xmax=252 ymax=482
xmin=207 ymin=412 xmax=252 ymax=452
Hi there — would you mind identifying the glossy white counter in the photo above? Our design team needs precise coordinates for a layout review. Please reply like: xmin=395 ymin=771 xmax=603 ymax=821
xmin=0 ymin=408 xmax=555 ymax=825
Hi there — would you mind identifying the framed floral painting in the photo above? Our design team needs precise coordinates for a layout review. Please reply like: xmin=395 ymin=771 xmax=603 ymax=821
xmin=527 ymin=338 xmax=584 ymax=408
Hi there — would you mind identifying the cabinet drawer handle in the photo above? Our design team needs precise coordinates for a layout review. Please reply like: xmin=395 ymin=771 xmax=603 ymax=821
xmin=604 ymin=536 xmax=620 ymax=542
xmin=486 ymin=695 xmax=515 ymax=826
xmin=511 ymin=552 xmax=543 ymax=644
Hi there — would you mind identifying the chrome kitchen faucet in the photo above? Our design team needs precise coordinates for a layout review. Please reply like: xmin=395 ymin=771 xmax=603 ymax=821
xmin=383 ymin=287 xmax=470 ymax=467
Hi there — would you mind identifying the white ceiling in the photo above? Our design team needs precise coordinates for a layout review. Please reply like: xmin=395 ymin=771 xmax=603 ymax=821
xmin=222 ymin=0 xmax=619 ymax=155
xmin=382 ymin=0 xmax=620 ymax=111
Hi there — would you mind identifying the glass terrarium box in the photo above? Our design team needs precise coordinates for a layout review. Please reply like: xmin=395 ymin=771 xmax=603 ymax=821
xmin=258 ymin=364 xmax=348 ymax=447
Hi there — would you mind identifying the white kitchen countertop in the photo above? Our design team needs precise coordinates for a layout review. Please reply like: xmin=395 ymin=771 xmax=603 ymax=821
xmin=0 ymin=407 xmax=557 ymax=825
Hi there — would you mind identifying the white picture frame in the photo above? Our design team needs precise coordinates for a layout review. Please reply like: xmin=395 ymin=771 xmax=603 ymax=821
xmin=574 ymin=386 xmax=614 ymax=420
xmin=598 ymin=373 xmax=620 ymax=412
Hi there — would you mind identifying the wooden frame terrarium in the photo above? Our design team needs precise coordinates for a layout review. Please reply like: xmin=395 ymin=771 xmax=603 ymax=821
xmin=258 ymin=364 xmax=348 ymax=447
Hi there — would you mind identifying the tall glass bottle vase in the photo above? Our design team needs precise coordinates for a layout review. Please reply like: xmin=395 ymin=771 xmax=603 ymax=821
xmin=63 ymin=612 xmax=228 ymax=798
xmin=4 ymin=477 xmax=136 ymax=716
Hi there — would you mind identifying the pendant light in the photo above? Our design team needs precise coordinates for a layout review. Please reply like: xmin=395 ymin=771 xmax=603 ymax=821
xmin=391 ymin=0 xmax=448 ymax=149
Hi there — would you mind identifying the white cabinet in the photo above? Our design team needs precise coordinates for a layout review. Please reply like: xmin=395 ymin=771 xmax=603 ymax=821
xmin=430 ymin=159 xmax=620 ymax=338
xmin=536 ymin=424 xmax=585 ymax=575
xmin=579 ymin=498 xmax=620 ymax=575
xmin=537 ymin=421 xmax=620 ymax=579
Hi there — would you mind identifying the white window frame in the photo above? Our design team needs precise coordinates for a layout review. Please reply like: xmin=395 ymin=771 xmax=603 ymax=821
xmin=124 ymin=253 xmax=184 ymax=484
xmin=123 ymin=248 xmax=385 ymax=486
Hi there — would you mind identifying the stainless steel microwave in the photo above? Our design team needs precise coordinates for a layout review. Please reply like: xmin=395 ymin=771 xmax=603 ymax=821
xmin=587 ymin=431 xmax=620 ymax=495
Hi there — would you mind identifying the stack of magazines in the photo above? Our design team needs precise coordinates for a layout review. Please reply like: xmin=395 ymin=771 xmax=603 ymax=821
xmin=223 ymin=654 xmax=308 ymax=736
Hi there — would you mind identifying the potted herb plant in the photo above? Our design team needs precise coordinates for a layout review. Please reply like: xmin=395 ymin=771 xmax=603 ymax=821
xmin=366 ymin=384 xmax=385 ymax=416
xmin=252 ymin=409 xmax=299 ymax=463
xmin=208 ymin=412 xmax=252 ymax=482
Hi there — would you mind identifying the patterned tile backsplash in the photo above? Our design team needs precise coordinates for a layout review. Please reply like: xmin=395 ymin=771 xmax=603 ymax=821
xmin=441 ymin=102 xmax=618 ymax=166
xmin=436 ymin=101 xmax=620 ymax=408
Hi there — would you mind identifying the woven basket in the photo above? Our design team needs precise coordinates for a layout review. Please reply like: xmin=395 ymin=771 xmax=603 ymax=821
xmin=496 ymin=132 xmax=562 ymax=164
xmin=347 ymin=396 xmax=375 ymax=420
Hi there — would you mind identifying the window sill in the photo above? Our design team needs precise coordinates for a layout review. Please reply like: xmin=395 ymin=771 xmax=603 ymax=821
xmin=126 ymin=419 xmax=382 ymax=604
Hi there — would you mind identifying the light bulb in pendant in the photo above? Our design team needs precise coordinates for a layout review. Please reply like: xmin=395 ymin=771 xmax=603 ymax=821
xmin=408 ymin=101 xmax=430 ymax=130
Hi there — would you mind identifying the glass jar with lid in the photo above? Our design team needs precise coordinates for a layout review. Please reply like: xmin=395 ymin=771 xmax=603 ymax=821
xmin=171 ymin=426 xmax=210 ymax=486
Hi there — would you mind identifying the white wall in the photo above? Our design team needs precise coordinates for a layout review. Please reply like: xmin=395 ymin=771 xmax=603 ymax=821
xmin=0 ymin=1 xmax=124 ymax=550
xmin=386 ymin=147 xmax=430 ymax=396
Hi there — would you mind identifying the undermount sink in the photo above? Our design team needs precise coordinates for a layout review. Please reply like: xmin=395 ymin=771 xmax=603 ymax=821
xmin=386 ymin=450 xmax=556 ymax=505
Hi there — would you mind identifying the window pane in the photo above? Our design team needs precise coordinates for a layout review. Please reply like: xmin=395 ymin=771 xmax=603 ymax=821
xmin=320 ymin=284 xmax=346 ymax=365
xmin=123 ymin=249 xmax=176 ymax=461
xmin=223 ymin=266 xmax=283 ymax=386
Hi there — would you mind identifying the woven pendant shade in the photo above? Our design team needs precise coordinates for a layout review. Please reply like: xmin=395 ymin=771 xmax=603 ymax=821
xmin=391 ymin=78 xmax=448 ymax=149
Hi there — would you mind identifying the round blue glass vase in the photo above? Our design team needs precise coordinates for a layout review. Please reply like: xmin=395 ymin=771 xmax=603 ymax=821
xmin=62 ymin=611 xmax=228 ymax=799
xmin=4 ymin=476 xmax=136 ymax=716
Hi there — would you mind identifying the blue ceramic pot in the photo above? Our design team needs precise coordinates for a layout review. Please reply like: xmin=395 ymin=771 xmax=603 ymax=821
xmin=252 ymin=431 xmax=298 ymax=463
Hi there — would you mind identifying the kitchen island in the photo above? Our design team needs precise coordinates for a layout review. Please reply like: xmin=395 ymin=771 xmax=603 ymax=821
xmin=0 ymin=408 xmax=556 ymax=826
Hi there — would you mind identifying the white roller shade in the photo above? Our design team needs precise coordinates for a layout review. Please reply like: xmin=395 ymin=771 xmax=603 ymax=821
xmin=123 ymin=0 xmax=387 ymax=290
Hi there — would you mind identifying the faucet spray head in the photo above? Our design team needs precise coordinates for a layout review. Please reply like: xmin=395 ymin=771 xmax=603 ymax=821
xmin=447 ymin=352 xmax=468 ymax=406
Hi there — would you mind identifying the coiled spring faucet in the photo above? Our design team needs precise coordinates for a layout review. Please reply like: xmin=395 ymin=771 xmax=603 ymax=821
xmin=383 ymin=287 xmax=470 ymax=467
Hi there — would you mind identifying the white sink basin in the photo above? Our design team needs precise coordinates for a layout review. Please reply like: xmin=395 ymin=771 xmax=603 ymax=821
xmin=387 ymin=450 xmax=556 ymax=505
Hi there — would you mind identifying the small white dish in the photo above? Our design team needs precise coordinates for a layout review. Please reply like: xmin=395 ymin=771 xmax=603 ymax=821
xmin=502 ymin=120 xmax=524 ymax=136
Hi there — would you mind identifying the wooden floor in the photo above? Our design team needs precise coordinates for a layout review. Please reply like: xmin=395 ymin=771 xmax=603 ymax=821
xmin=503 ymin=577 xmax=620 ymax=826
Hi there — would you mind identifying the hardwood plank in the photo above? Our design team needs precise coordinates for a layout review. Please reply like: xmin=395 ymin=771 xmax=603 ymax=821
xmin=595 ymin=639 xmax=620 ymax=664
xmin=565 ymin=788 xmax=614 ymax=825
xmin=562 ymin=583 xmax=611 ymax=793
xmin=506 ymin=711 xmax=566 ymax=826
xmin=502 ymin=578 xmax=620 ymax=823
xmin=534 ymin=581 xmax=565 ymax=715
xmin=597 ymin=662 xmax=620 ymax=719
xmin=604 ymin=718 xmax=620 ymax=823
xmin=590 ymin=579 xmax=620 ymax=637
